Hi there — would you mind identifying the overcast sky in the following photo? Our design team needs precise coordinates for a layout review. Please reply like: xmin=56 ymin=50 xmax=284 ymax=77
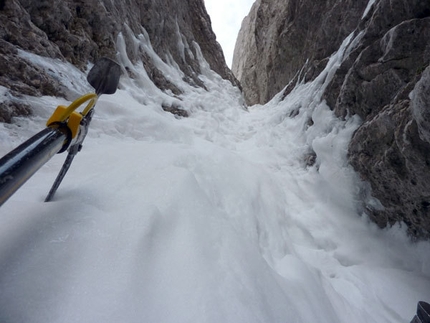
xmin=204 ymin=0 xmax=255 ymax=68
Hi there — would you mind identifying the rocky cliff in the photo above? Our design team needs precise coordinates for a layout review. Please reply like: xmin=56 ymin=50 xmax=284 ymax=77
xmin=0 ymin=0 xmax=238 ymax=122
xmin=232 ymin=0 xmax=368 ymax=106
xmin=234 ymin=0 xmax=430 ymax=239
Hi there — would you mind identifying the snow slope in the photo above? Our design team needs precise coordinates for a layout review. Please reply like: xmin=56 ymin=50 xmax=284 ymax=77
xmin=0 ymin=29 xmax=429 ymax=323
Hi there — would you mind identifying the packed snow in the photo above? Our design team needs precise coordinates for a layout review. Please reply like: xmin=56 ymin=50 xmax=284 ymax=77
xmin=0 ymin=27 xmax=429 ymax=323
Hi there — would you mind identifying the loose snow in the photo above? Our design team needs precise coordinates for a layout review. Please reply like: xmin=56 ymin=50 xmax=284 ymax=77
xmin=0 ymin=26 xmax=429 ymax=323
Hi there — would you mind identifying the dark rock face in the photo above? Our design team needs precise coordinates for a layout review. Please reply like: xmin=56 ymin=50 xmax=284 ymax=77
xmin=0 ymin=0 xmax=238 ymax=121
xmin=337 ymin=1 xmax=430 ymax=239
xmin=235 ymin=0 xmax=430 ymax=239
xmin=349 ymin=98 xmax=430 ymax=238
xmin=412 ymin=67 xmax=430 ymax=144
xmin=329 ymin=4 xmax=430 ymax=120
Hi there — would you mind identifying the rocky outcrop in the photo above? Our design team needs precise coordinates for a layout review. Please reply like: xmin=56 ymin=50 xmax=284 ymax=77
xmin=342 ymin=1 xmax=430 ymax=239
xmin=235 ymin=0 xmax=430 ymax=239
xmin=0 ymin=0 xmax=238 ymax=121
xmin=232 ymin=0 xmax=368 ymax=106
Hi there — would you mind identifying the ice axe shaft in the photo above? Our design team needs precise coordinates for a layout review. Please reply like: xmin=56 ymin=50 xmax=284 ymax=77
xmin=0 ymin=126 xmax=69 ymax=207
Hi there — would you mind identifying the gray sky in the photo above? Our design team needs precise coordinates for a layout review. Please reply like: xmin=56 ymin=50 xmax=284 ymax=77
xmin=204 ymin=0 xmax=255 ymax=68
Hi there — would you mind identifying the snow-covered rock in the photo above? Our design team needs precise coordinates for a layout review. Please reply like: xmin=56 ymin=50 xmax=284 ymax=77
xmin=233 ymin=0 xmax=430 ymax=239
xmin=0 ymin=0 xmax=238 ymax=121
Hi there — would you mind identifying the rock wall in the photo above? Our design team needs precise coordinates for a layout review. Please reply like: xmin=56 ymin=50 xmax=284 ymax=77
xmin=337 ymin=1 xmax=430 ymax=239
xmin=234 ymin=0 xmax=430 ymax=239
xmin=0 ymin=0 xmax=238 ymax=121
xmin=232 ymin=0 xmax=368 ymax=106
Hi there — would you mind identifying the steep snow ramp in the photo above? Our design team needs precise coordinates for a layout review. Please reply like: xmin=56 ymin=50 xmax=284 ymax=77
xmin=0 ymin=27 xmax=429 ymax=323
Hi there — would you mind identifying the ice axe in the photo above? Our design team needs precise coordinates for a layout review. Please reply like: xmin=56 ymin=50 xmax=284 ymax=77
xmin=0 ymin=57 xmax=121 ymax=206
xmin=44 ymin=58 xmax=121 ymax=202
